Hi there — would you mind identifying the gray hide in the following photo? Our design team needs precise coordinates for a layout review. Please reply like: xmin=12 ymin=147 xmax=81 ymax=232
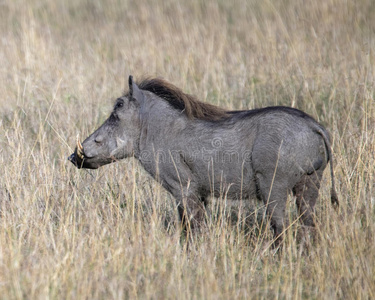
xmin=69 ymin=75 xmax=338 ymax=246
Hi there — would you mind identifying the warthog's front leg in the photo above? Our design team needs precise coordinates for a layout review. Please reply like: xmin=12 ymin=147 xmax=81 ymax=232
xmin=177 ymin=196 xmax=207 ymax=234
xmin=158 ymin=174 xmax=207 ymax=235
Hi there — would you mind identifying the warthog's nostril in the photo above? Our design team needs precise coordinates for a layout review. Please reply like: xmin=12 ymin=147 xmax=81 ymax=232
xmin=68 ymin=153 xmax=75 ymax=162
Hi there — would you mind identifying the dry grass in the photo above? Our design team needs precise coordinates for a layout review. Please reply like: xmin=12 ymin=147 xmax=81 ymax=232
xmin=0 ymin=0 xmax=374 ymax=298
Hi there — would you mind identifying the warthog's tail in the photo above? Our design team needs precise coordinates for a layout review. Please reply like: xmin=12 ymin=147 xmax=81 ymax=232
xmin=315 ymin=127 xmax=339 ymax=208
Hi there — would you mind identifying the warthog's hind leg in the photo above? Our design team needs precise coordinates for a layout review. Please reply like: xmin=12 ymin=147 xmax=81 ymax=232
xmin=293 ymin=170 xmax=323 ymax=228
xmin=255 ymin=173 xmax=289 ymax=248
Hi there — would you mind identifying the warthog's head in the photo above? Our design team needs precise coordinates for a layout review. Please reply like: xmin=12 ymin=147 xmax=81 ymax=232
xmin=68 ymin=76 xmax=143 ymax=169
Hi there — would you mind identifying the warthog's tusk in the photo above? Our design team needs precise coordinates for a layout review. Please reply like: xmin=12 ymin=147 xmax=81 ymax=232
xmin=76 ymin=134 xmax=84 ymax=159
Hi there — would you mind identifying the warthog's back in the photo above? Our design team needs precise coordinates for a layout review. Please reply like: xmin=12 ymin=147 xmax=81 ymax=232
xmin=182 ymin=106 xmax=331 ymax=200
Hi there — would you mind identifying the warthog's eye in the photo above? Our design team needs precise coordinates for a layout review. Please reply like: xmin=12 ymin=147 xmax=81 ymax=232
xmin=115 ymin=99 xmax=124 ymax=109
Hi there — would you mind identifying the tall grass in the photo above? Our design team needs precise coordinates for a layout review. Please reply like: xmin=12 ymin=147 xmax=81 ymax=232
xmin=0 ymin=0 xmax=374 ymax=298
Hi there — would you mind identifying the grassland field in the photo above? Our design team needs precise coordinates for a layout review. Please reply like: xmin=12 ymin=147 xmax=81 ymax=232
xmin=0 ymin=0 xmax=374 ymax=299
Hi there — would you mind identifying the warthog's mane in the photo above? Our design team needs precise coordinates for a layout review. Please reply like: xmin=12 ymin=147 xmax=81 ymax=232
xmin=127 ymin=78 xmax=229 ymax=121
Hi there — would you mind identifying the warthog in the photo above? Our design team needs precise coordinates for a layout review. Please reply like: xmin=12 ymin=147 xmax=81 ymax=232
xmin=69 ymin=76 xmax=338 ymax=246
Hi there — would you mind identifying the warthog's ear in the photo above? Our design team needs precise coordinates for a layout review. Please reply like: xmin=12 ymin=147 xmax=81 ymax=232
xmin=128 ymin=75 xmax=144 ymax=104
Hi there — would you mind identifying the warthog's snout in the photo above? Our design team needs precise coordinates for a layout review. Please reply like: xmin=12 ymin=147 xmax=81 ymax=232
xmin=68 ymin=150 xmax=81 ymax=168
xmin=68 ymin=134 xmax=93 ymax=169
xmin=68 ymin=152 xmax=75 ymax=163
xmin=68 ymin=134 xmax=112 ymax=169
xmin=68 ymin=148 xmax=101 ymax=169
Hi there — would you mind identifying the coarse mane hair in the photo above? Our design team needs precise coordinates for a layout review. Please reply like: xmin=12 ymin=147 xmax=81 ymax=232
xmin=131 ymin=78 xmax=229 ymax=121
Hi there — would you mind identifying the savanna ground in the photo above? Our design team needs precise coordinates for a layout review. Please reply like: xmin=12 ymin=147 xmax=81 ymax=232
xmin=0 ymin=0 xmax=374 ymax=298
